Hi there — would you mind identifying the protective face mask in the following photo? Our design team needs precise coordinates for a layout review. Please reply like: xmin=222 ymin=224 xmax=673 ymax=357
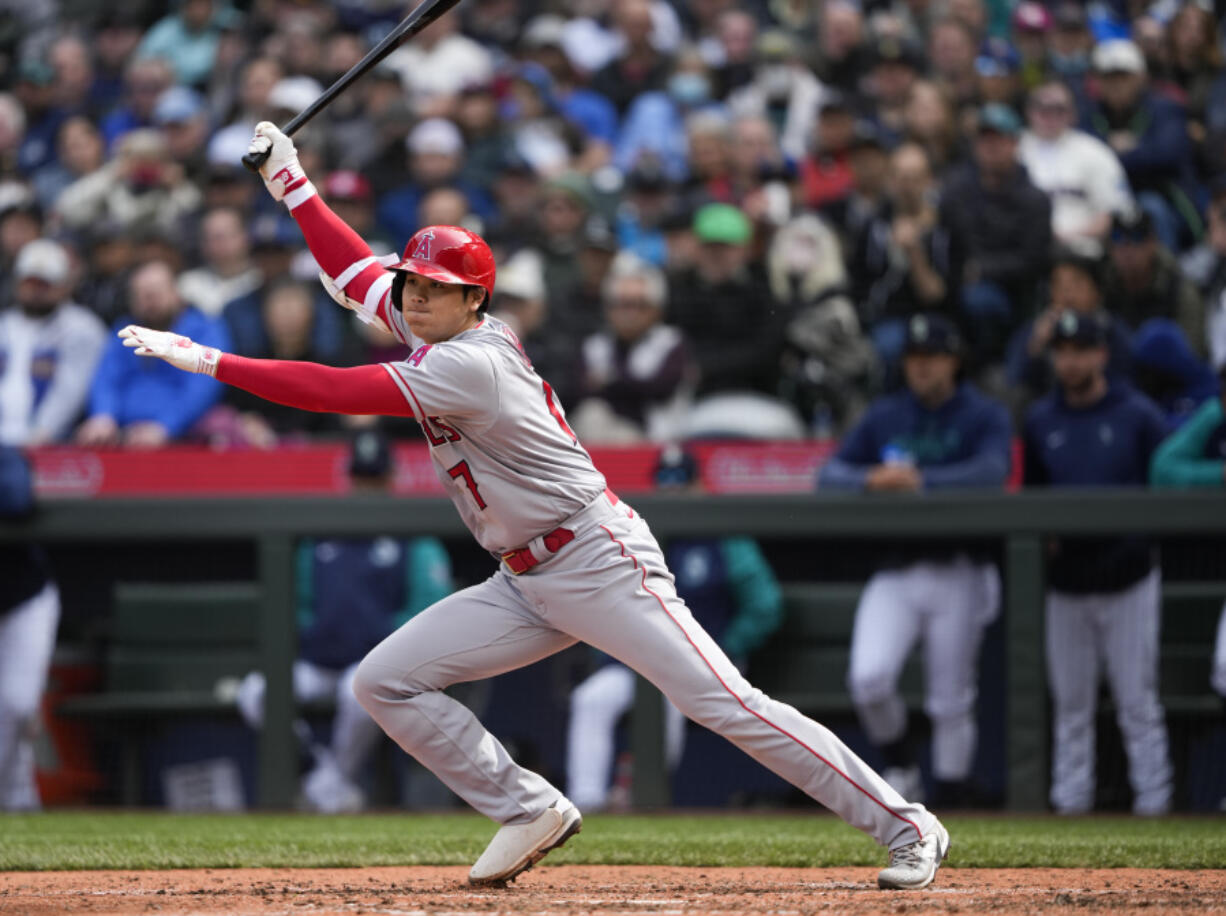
xmin=668 ymin=72 xmax=711 ymax=106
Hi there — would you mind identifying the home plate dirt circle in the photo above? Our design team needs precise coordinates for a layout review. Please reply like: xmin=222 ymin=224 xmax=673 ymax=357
xmin=2 ymin=865 xmax=1223 ymax=916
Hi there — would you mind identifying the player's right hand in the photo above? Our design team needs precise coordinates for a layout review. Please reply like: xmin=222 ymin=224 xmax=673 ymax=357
xmin=249 ymin=121 xmax=308 ymax=202
xmin=119 ymin=325 xmax=222 ymax=376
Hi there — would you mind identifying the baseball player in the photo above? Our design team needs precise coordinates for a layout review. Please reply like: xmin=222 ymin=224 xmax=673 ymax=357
xmin=117 ymin=121 xmax=949 ymax=890
xmin=0 ymin=445 xmax=59 ymax=811
xmin=818 ymin=314 xmax=1010 ymax=807
xmin=1023 ymin=308 xmax=1173 ymax=815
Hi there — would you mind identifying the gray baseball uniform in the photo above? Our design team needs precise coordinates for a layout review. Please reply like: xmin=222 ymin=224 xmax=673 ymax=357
xmin=340 ymin=316 xmax=935 ymax=849
xmin=253 ymin=193 xmax=941 ymax=851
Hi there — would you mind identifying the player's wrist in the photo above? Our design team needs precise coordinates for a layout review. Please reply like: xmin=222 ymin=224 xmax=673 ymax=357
xmin=283 ymin=179 xmax=317 ymax=211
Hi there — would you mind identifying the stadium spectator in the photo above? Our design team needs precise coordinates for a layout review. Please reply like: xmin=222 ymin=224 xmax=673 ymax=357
xmin=799 ymin=92 xmax=856 ymax=213
xmin=0 ymin=445 xmax=59 ymax=812
xmin=1130 ymin=317 xmax=1219 ymax=429
xmin=1180 ymin=182 xmax=1226 ymax=369
xmin=615 ymin=46 xmax=722 ymax=183
xmin=376 ymin=117 xmax=494 ymax=246
xmin=55 ymin=128 xmax=203 ymax=246
xmin=386 ymin=8 xmax=494 ymax=118
xmin=30 ymin=115 xmax=105 ymax=212
xmin=152 ymin=87 xmax=212 ymax=185
xmin=823 ymin=120 xmax=890 ymax=247
xmin=819 ymin=313 xmax=1009 ymax=807
xmin=47 ymin=35 xmax=96 ymax=118
xmin=771 ymin=214 xmax=876 ymax=433
xmin=1022 ymin=308 xmax=1173 ymax=816
xmin=927 ymin=17 xmax=980 ymax=112
xmin=1159 ymin=0 xmax=1224 ymax=175
xmin=205 ymin=56 xmax=284 ymax=170
xmin=487 ymin=247 xmax=576 ymax=404
xmin=236 ymin=429 xmax=454 ymax=812
xmin=727 ymin=30 xmax=823 ymax=162
xmin=98 ymin=56 xmax=174 ymax=150
xmin=1006 ymin=249 xmax=1134 ymax=404
xmin=0 ymin=239 xmax=106 ymax=446
xmin=14 ymin=60 xmax=67 ymax=177
xmin=570 ymin=251 xmax=693 ymax=443
xmin=862 ymin=36 xmax=923 ymax=140
xmin=613 ymin=160 xmax=674 ymax=267
xmin=519 ymin=14 xmax=619 ymax=156
xmin=1019 ymin=80 xmax=1132 ymax=257
xmin=136 ymin=0 xmax=233 ymax=88
xmin=567 ymin=446 xmax=782 ymax=810
xmin=76 ymin=259 xmax=229 ymax=448
xmin=849 ymin=142 xmax=965 ymax=373
xmin=902 ymin=80 xmax=961 ymax=175
xmin=590 ymin=0 xmax=673 ymax=116
xmin=707 ymin=8 xmax=758 ymax=99
xmin=537 ymin=172 xmax=595 ymax=320
xmin=1011 ymin=2 xmax=1053 ymax=92
xmin=178 ymin=206 xmax=262 ymax=318
xmin=943 ymin=103 xmax=1052 ymax=360
xmin=1081 ymin=39 xmax=1202 ymax=252
xmin=814 ymin=0 xmax=870 ymax=97
xmin=974 ymin=38 xmax=1023 ymax=110
xmin=668 ymin=202 xmax=784 ymax=398
xmin=1103 ymin=209 xmax=1206 ymax=357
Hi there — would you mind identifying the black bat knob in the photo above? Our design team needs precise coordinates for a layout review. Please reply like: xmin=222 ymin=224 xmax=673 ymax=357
xmin=242 ymin=148 xmax=271 ymax=173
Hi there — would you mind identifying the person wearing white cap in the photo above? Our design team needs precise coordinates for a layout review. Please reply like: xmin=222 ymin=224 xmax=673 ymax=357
xmin=0 ymin=238 xmax=106 ymax=446
xmin=1082 ymin=38 xmax=1201 ymax=250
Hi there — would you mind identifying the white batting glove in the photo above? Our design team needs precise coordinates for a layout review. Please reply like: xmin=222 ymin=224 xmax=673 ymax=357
xmin=119 ymin=325 xmax=222 ymax=376
xmin=248 ymin=121 xmax=312 ymax=203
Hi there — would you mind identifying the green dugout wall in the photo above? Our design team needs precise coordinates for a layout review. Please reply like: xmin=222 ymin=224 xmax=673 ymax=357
xmin=4 ymin=490 xmax=1224 ymax=810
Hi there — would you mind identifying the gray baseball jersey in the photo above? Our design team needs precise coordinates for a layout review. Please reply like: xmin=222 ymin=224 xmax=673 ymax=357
xmin=380 ymin=316 xmax=606 ymax=555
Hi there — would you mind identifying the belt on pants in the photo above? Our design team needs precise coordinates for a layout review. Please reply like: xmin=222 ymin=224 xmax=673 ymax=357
xmin=501 ymin=487 xmax=622 ymax=575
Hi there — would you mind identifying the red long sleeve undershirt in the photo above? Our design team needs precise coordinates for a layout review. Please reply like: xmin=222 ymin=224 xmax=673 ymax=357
xmin=216 ymin=354 xmax=415 ymax=418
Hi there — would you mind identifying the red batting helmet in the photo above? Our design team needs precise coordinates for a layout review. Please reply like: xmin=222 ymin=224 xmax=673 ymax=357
xmin=392 ymin=225 xmax=496 ymax=300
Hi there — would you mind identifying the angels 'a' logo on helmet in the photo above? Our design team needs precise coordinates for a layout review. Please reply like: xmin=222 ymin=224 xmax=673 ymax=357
xmin=415 ymin=229 xmax=436 ymax=260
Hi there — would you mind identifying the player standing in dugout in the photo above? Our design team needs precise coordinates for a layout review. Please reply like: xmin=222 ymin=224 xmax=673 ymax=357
xmin=117 ymin=122 xmax=950 ymax=890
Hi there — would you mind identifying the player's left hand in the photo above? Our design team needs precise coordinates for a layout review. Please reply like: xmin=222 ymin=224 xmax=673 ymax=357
xmin=119 ymin=325 xmax=222 ymax=376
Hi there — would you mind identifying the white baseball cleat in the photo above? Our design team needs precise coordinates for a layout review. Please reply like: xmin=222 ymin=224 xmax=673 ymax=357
xmin=877 ymin=821 xmax=950 ymax=890
xmin=468 ymin=799 xmax=583 ymax=886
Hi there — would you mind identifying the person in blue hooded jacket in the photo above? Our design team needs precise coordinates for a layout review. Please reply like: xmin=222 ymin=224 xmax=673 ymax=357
xmin=818 ymin=313 xmax=1011 ymax=807
xmin=1130 ymin=318 xmax=1219 ymax=429
xmin=75 ymin=258 xmax=230 ymax=447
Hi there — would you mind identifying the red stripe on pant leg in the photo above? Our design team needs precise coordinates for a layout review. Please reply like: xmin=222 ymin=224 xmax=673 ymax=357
xmin=600 ymin=524 xmax=924 ymax=844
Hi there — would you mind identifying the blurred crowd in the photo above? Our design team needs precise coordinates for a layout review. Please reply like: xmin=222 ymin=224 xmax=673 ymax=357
xmin=1 ymin=0 xmax=1226 ymax=449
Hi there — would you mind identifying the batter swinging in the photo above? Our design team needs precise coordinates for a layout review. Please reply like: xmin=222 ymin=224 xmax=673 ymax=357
xmin=119 ymin=122 xmax=949 ymax=890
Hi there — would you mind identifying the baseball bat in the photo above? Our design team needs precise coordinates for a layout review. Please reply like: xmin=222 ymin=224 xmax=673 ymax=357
xmin=241 ymin=0 xmax=463 ymax=173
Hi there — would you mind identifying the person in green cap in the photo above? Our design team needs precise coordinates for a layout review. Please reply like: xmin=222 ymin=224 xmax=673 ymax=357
xmin=667 ymin=201 xmax=789 ymax=397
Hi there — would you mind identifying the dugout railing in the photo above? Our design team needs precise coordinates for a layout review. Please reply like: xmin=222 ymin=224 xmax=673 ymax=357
xmin=4 ymin=489 xmax=1225 ymax=810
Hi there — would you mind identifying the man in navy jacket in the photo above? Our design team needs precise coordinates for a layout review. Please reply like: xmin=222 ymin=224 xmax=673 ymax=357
xmin=1023 ymin=308 xmax=1172 ymax=815
xmin=819 ymin=313 xmax=1011 ymax=806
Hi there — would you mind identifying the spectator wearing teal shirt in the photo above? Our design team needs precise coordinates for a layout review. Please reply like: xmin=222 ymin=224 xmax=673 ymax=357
xmin=136 ymin=0 xmax=238 ymax=88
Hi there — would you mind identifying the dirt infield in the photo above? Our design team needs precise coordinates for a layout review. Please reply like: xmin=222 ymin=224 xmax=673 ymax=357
xmin=2 ymin=866 xmax=1223 ymax=916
